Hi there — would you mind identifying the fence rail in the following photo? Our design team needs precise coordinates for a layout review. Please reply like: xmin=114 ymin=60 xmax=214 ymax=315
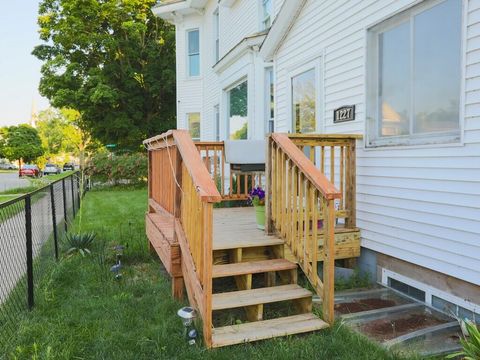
xmin=0 ymin=171 xmax=85 ymax=347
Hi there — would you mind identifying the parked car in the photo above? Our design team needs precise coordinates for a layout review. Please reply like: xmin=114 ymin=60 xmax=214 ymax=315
xmin=43 ymin=163 xmax=61 ymax=175
xmin=63 ymin=163 xmax=75 ymax=171
xmin=0 ymin=162 xmax=18 ymax=170
xmin=19 ymin=164 xmax=41 ymax=178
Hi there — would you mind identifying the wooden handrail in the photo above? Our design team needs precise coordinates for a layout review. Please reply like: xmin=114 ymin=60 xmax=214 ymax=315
xmin=266 ymin=133 xmax=340 ymax=325
xmin=271 ymin=133 xmax=341 ymax=200
xmin=145 ymin=130 xmax=221 ymax=203
xmin=195 ymin=141 xmax=265 ymax=201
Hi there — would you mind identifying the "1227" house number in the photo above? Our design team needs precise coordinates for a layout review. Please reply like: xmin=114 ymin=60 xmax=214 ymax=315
xmin=333 ymin=105 xmax=355 ymax=123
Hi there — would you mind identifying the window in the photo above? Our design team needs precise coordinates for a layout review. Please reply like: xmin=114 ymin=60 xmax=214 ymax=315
xmin=266 ymin=67 xmax=274 ymax=133
xmin=261 ymin=0 xmax=272 ymax=30
xmin=292 ymin=68 xmax=316 ymax=133
xmin=367 ymin=0 xmax=462 ymax=147
xmin=187 ymin=29 xmax=200 ymax=77
xmin=214 ymin=9 xmax=220 ymax=63
xmin=228 ymin=81 xmax=248 ymax=139
xmin=187 ymin=113 xmax=200 ymax=140
xmin=214 ymin=105 xmax=220 ymax=141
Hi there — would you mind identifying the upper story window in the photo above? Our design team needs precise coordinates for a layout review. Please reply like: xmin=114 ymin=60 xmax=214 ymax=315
xmin=187 ymin=29 xmax=200 ymax=77
xmin=261 ymin=0 xmax=272 ymax=30
xmin=214 ymin=9 xmax=220 ymax=62
xmin=367 ymin=0 xmax=462 ymax=147
xmin=228 ymin=80 xmax=248 ymax=139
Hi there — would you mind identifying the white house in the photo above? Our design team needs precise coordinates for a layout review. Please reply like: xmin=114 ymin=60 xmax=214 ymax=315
xmin=153 ymin=0 xmax=480 ymax=321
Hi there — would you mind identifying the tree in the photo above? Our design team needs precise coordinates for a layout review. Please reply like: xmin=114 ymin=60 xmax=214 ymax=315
xmin=33 ymin=0 xmax=176 ymax=150
xmin=2 ymin=125 xmax=44 ymax=166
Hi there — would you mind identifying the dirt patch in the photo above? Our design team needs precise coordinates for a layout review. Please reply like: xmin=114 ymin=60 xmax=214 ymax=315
xmin=335 ymin=298 xmax=397 ymax=314
xmin=360 ymin=313 xmax=447 ymax=342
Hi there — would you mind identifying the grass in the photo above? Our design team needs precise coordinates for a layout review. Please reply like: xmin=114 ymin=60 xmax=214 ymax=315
xmin=0 ymin=195 xmax=21 ymax=204
xmin=0 ymin=188 xmax=427 ymax=360
xmin=0 ymin=171 xmax=75 ymax=197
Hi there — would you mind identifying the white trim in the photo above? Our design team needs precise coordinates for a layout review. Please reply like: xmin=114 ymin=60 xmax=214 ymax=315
xmin=186 ymin=27 xmax=201 ymax=78
xmin=381 ymin=268 xmax=480 ymax=315
xmin=259 ymin=0 xmax=306 ymax=61
xmin=365 ymin=0 xmax=465 ymax=148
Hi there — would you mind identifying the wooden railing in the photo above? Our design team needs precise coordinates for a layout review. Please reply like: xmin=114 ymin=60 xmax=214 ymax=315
xmin=195 ymin=142 xmax=264 ymax=201
xmin=144 ymin=130 xmax=221 ymax=348
xmin=266 ymin=133 xmax=342 ymax=324
xmin=287 ymin=134 xmax=361 ymax=229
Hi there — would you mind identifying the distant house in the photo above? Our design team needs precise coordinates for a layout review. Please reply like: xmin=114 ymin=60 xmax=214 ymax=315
xmin=153 ymin=0 xmax=480 ymax=321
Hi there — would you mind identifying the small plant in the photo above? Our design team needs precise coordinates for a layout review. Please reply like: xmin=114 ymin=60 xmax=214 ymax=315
xmin=248 ymin=186 xmax=265 ymax=206
xmin=447 ymin=319 xmax=480 ymax=360
xmin=63 ymin=232 xmax=96 ymax=257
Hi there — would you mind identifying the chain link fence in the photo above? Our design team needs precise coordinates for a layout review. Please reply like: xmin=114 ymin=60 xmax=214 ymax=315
xmin=0 ymin=172 xmax=84 ymax=347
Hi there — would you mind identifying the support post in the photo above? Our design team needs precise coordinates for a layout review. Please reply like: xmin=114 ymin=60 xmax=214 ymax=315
xmin=265 ymin=136 xmax=274 ymax=234
xmin=25 ymin=195 xmax=34 ymax=309
xmin=322 ymin=199 xmax=335 ymax=325
xmin=50 ymin=184 xmax=59 ymax=260
xmin=62 ymin=178 xmax=67 ymax=232
xmin=71 ymin=174 xmax=75 ymax=217
xmin=345 ymin=139 xmax=356 ymax=229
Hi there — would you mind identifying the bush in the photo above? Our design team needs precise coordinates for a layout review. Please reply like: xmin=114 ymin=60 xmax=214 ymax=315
xmin=85 ymin=152 xmax=147 ymax=185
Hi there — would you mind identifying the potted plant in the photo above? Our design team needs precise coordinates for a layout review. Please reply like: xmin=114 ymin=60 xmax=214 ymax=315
xmin=249 ymin=187 xmax=265 ymax=230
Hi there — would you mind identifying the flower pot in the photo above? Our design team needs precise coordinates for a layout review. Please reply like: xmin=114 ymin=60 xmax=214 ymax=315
xmin=254 ymin=205 xmax=265 ymax=230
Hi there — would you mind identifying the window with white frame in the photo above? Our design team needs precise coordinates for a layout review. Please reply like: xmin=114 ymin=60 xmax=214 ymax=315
xmin=367 ymin=0 xmax=462 ymax=147
xmin=265 ymin=67 xmax=274 ymax=133
xmin=214 ymin=105 xmax=220 ymax=141
xmin=187 ymin=113 xmax=200 ymax=140
xmin=261 ymin=0 xmax=272 ymax=30
xmin=187 ymin=29 xmax=200 ymax=77
xmin=292 ymin=68 xmax=316 ymax=134
xmin=228 ymin=80 xmax=248 ymax=139
xmin=213 ymin=9 xmax=220 ymax=63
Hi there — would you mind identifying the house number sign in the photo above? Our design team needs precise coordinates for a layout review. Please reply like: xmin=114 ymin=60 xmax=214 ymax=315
xmin=333 ymin=105 xmax=355 ymax=123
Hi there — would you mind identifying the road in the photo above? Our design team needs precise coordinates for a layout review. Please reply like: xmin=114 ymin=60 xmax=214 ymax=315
xmin=0 ymin=172 xmax=29 ymax=192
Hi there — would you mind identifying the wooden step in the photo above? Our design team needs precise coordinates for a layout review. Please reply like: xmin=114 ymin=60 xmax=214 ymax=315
xmin=212 ymin=284 xmax=311 ymax=310
xmin=213 ymin=235 xmax=284 ymax=251
xmin=211 ymin=313 xmax=329 ymax=347
xmin=212 ymin=259 xmax=297 ymax=278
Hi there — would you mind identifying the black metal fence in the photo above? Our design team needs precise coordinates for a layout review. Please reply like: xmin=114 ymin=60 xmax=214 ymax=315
xmin=0 ymin=172 xmax=84 ymax=347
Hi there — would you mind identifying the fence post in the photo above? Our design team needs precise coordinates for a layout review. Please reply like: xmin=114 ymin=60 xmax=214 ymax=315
xmin=71 ymin=175 xmax=75 ymax=217
xmin=62 ymin=178 xmax=67 ymax=232
xmin=50 ymin=184 xmax=59 ymax=260
xmin=76 ymin=173 xmax=81 ymax=209
xmin=25 ymin=195 xmax=34 ymax=310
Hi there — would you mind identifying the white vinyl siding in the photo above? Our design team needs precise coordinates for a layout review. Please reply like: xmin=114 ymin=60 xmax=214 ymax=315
xmin=273 ymin=0 xmax=480 ymax=286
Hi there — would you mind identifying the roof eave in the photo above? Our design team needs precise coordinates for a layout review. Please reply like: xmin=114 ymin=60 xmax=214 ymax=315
xmin=259 ymin=0 xmax=307 ymax=61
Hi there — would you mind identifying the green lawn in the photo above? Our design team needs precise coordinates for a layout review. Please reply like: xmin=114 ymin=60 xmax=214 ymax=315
xmin=0 ymin=189 xmax=425 ymax=360
xmin=0 ymin=194 xmax=20 ymax=204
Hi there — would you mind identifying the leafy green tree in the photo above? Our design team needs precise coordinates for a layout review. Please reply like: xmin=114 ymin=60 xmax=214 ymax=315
xmin=33 ymin=0 xmax=176 ymax=150
xmin=2 ymin=125 xmax=45 ymax=166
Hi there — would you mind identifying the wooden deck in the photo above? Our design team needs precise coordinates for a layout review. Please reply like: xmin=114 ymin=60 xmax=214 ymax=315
xmin=144 ymin=131 xmax=361 ymax=347
xmin=213 ymin=207 xmax=360 ymax=262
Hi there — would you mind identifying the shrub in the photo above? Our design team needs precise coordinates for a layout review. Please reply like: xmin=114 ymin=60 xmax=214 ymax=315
xmin=447 ymin=319 xmax=480 ymax=360
xmin=63 ymin=232 xmax=96 ymax=257
xmin=85 ymin=152 xmax=147 ymax=185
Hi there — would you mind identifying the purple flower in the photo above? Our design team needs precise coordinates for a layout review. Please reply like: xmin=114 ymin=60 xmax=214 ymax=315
xmin=248 ymin=186 xmax=265 ymax=206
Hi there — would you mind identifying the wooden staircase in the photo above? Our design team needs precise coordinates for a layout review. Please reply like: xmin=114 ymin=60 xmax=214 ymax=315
xmin=210 ymin=238 xmax=328 ymax=348
xmin=143 ymin=130 xmax=361 ymax=348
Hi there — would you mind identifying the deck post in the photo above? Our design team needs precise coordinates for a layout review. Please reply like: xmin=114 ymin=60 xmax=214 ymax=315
xmin=265 ymin=136 xmax=274 ymax=235
xmin=345 ymin=139 xmax=356 ymax=229
xmin=322 ymin=199 xmax=335 ymax=325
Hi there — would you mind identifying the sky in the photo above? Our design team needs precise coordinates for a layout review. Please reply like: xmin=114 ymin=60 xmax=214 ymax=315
xmin=0 ymin=0 xmax=49 ymax=127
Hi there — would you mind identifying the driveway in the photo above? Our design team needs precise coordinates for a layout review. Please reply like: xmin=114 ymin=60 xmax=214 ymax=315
xmin=0 ymin=172 xmax=30 ymax=192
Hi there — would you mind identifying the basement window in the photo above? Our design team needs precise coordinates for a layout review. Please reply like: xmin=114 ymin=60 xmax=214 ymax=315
xmin=388 ymin=277 xmax=426 ymax=302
